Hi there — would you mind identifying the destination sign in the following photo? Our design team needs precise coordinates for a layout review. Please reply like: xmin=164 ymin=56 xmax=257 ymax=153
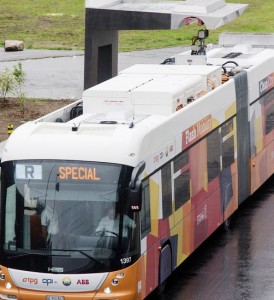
xmin=58 ymin=166 xmax=101 ymax=181
xmin=15 ymin=161 xmax=119 ymax=183
xmin=16 ymin=164 xmax=42 ymax=180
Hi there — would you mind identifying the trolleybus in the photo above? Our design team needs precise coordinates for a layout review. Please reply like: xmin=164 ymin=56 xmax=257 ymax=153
xmin=0 ymin=27 xmax=273 ymax=300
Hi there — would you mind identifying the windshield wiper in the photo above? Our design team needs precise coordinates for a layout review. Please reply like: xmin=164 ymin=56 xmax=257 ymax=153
xmin=7 ymin=251 xmax=49 ymax=261
xmin=69 ymin=249 xmax=111 ymax=271
xmin=7 ymin=248 xmax=74 ymax=261
xmin=7 ymin=249 xmax=111 ymax=271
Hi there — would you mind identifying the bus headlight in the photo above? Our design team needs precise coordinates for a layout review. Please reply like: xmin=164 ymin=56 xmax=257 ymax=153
xmin=104 ymin=286 xmax=112 ymax=294
xmin=5 ymin=283 xmax=12 ymax=289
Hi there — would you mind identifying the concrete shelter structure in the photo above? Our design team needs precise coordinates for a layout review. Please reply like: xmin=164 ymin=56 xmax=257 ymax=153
xmin=84 ymin=0 xmax=248 ymax=88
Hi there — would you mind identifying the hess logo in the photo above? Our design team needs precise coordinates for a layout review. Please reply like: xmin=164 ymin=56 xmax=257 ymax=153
xmin=77 ymin=279 xmax=89 ymax=285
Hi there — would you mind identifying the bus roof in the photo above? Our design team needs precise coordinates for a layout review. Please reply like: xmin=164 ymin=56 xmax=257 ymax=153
xmin=2 ymin=45 xmax=273 ymax=171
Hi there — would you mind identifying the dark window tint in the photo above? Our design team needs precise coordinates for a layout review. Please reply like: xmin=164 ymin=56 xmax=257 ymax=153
xmin=161 ymin=163 xmax=172 ymax=219
xmin=222 ymin=135 xmax=235 ymax=169
xmin=141 ymin=179 xmax=151 ymax=238
xmin=207 ymin=129 xmax=221 ymax=182
xmin=221 ymin=119 xmax=233 ymax=138
xmin=265 ymin=103 xmax=274 ymax=135
xmin=174 ymin=152 xmax=188 ymax=173
xmin=174 ymin=171 xmax=190 ymax=210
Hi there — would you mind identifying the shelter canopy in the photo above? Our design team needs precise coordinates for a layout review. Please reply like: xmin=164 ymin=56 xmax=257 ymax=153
xmin=86 ymin=0 xmax=248 ymax=30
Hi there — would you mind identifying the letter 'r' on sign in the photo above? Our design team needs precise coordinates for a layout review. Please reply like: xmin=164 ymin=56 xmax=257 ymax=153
xmin=16 ymin=165 xmax=42 ymax=180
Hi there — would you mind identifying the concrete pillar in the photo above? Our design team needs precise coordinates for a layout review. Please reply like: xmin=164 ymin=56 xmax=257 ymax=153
xmin=84 ymin=28 xmax=118 ymax=89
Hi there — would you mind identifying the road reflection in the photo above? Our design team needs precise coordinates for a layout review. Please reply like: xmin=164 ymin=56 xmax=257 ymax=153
xmin=146 ymin=176 xmax=274 ymax=300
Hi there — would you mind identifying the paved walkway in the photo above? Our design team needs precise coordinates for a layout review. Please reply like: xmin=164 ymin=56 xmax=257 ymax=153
xmin=0 ymin=47 xmax=189 ymax=100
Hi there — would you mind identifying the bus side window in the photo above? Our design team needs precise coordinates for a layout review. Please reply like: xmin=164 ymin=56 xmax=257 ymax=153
xmin=141 ymin=179 xmax=151 ymax=238
xmin=161 ymin=163 xmax=172 ymax=219
xmin=221 ymin=119 xmax=235 ymax=169
xmin=264 ymin=91 xmax=274 ymax=135
xmin=174 ymin=151 xmax=190 ymax=211
xmin=207 ymin=129 xmax=221 ymax=182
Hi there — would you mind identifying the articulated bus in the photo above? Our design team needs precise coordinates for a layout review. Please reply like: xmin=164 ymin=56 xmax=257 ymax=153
xmin=0 ymin=33 xmax=273 ymax=299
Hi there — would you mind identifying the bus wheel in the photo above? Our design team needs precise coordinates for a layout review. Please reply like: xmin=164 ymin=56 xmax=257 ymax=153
xmin=158 ymin=243 xmax=172 ymax=295
xmin=156 ymin=280 xmax=166 ymax=295
xmin=223 ymin=217 xmax=231 ymax=230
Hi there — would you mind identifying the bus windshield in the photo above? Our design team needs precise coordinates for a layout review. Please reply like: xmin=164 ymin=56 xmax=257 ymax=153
xmin=0 ymin=160 xmax=139 ymax=273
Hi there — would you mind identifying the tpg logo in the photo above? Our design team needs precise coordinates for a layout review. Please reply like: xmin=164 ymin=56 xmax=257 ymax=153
xmin=23 ymin=277 xmax=38 ymax=284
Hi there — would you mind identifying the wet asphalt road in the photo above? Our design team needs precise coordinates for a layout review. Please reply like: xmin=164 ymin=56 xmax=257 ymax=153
xmin=146 ymin=176 xmax=274 ymax=300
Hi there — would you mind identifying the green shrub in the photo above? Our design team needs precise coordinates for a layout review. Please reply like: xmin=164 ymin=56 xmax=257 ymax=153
xmin=0 ymin=63 xmax=26 ymax=116
xmin=0 ymin=67 xmax=16 ymax=101
xmin=13 ymin=62 xmax=26 ymax=106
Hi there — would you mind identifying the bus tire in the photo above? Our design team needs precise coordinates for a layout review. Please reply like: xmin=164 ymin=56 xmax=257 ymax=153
xmin=223 ymin=217 xmax=231 ymax=231
xmin=158 ymin=243 xmax=172 ymax=294
xmin=156 ymin=280 xmax=167 ymax=296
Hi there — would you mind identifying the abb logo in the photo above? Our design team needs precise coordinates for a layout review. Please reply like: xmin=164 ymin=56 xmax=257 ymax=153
xmin=77 ymin=279 xmax=89 ymax=285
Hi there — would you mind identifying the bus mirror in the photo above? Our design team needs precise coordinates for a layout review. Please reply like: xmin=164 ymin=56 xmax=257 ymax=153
xmin=129 ymin=161 xmax=145 ymax=212
xmin=129 ymin=180 xmax=143 ymax=212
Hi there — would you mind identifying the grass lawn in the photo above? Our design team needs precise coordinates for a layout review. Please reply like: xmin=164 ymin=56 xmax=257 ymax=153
xmin=0 ymin=0 xmax=273 ymax=51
